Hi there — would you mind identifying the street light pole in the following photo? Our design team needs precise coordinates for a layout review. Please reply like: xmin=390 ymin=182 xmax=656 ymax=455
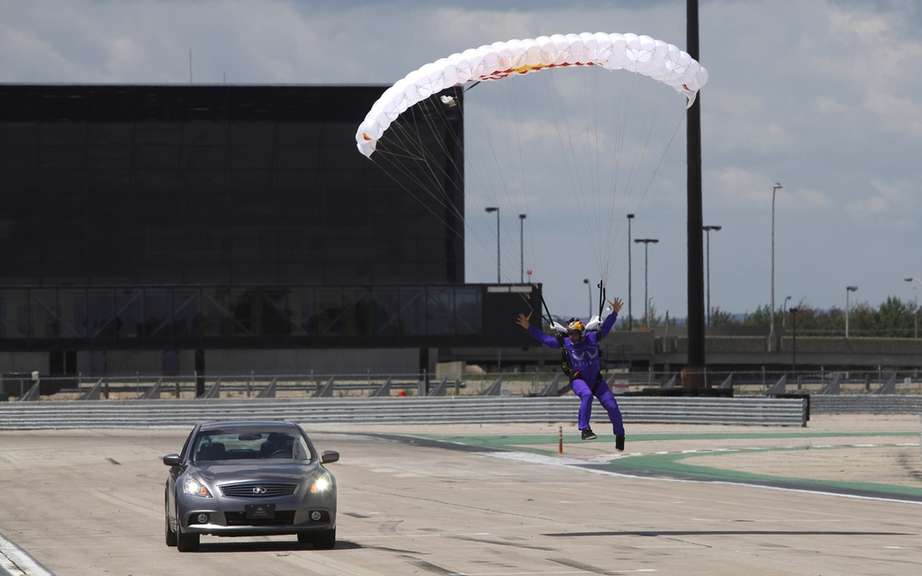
xmin=627 ymin=213 xmax=635 ymax=331
xmin=518 ymin=213 xmax=526 ymax=283
xmin=634 ymin=238 xmax=659 ymax=328
xmin=845 ymin=285 xmax=858 ymax=338
xmin=485 ymin=206 xmax=500 ymax=283
xmin=583 ymin=278 xmax=591 ymax=318
xmin=782 ymin=295 xmax=792 ymax=328
xmin=769 ymin=182 xmax=782 ymax=351
xmin=790 ymin=307 xmax=799 ymax=373
xmin=703 ymin=225 xmax=722 ymax=327
xmin=905 ymin=277 xmax=919 ymax=339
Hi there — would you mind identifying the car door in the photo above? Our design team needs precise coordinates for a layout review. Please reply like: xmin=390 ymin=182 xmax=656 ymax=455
xmin=166 ymin=425 xmax=198 ymax=526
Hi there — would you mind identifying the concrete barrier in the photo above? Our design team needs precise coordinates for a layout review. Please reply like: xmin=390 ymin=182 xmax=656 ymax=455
xmin=0 ymin=396 xmax=807 ymax=429
xmin=811 ymin=395 xmax=922 ymax=414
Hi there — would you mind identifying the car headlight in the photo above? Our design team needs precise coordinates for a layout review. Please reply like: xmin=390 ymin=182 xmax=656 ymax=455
xmin=182 ymin=476 xmax=213 ymax=498
xmin=309 ymin=475 xmax=331 ymax=494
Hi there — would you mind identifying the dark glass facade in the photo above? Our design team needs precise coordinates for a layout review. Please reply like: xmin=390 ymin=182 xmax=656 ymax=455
xmin=0 ymin=84 xmax=463 ymax=286
xmin=0 ymin=283 xmax=542 ymax=350
xmin=0 ymin=85 xmax=544 ymax=360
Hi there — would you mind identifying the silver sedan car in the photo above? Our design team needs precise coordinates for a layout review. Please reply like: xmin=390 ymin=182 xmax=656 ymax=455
xmin=163 ymin=420 xmax=338 ymax=552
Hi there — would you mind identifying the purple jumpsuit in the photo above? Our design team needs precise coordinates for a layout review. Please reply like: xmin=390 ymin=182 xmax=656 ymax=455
xmin=528 ymin=313 xmax=625 ymax=437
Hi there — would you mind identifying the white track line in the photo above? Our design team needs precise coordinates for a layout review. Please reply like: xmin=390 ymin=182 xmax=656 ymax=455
xmin=0 ymin=533 xmax=53 ymax=576
xmin=477 ymin=448 xmax=922 ymax=506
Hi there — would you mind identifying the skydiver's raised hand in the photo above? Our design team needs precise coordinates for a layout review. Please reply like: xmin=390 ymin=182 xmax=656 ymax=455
xmin=514 ymin=312 xmax=532 ymax=330
xmin=608 ymin=298 xmax=624 ymax=314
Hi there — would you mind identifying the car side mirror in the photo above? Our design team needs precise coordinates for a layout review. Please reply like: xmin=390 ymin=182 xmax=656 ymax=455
xmin=162 ymin=453 xmax=182 ymax=467
xmin=320 ymin=450 xmax=339 ymax=464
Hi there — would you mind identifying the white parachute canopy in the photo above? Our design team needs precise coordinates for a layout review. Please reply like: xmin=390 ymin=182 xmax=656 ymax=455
xmin=356 ymin=32 xmax=709 ymax=157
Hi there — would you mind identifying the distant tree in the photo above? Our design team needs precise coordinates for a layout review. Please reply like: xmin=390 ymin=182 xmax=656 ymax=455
xmin=876 ymin=296 xmax=912 ymax=337
xmin=742 ymin=304 xmax=772 ymax=330
xmin=709 ymin=307 xmax=735 ymax=328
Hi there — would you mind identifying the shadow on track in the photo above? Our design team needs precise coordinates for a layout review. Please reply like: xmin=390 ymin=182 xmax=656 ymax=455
xmin=192 ymin=540 xmax=421 ymax=554
xmin=544 ymin=530 xmax=916 ymax=537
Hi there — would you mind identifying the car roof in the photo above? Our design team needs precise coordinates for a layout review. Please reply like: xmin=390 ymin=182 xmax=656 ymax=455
xmin=197 ymin=420 xmax=302 ymax=432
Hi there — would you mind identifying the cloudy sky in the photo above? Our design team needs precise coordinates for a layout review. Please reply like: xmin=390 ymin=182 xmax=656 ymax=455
xmin=2 ymin=0 xmax=920 ymax=320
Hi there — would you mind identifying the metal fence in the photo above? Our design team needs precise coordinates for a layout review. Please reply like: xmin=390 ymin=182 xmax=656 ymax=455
xmin=0 ymin=396 xmax=808 ymax=430
xmin=3 ymin=368 xmax=921 ymax=402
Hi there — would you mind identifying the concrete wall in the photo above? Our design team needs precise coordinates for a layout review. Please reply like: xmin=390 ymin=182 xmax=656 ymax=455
xmin=0 ymin=351 xmax=48 ymax=375
xmin=204 ymin=348 xmax=421 ymax=376
xmin=2 ymin=348 xmax=423 ymax=377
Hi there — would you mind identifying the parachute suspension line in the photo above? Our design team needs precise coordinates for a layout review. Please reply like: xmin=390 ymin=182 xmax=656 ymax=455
xmin=499 ymin=78 xmax=532 ymax=265
xmin=384 ymin=112 xmax=481 ymax=246
xmin=408 ymin=93 xmax=515 ymax=280
xmin=545 ymin=71 xmax=592 ymax=258
xmin=375 ymin=119 xmax=464 ymax=225
xmin=377 ymin=123 xmax=496 ymax=263
xmin=389 ymin=109 xmax=462 ymax=203
xmin=414 ymin=95 xmax=517 ymax=267
xmin=378 ymin=125 xmax=467 ymax=229
xmin=370 ymin=154 xmax=466 ymax=242
xmin=602 ymin=86 xmax=630 ymax=282
xmin=583 ymin=68 xmax=609 ymax=282
xmin=539 ymin=290 xmax=556 ymax=328
xmin=372 ymin=148 xmax=460 ymax=226
xmin=607 ymin=107 xmax=686 ymax=269
xmin=600 ymin=78 xmax=634 ymax=283
xmin=597 ymin=279 xmax=606 ymax=320
xmin=633 ymin=109 xmax=686 ymax=217
xmin=415 ymin=96 xmax=466 ymax=187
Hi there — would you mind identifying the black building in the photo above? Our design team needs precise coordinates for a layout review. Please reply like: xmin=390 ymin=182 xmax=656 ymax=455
xmin=0 ymin=84 xmax=537 ymax=378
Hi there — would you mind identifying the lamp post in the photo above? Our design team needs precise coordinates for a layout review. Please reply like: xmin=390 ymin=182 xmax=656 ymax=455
xmin=518 ymin=214 xmax=526 ymax=283
xmin=845 ymin=285 xmax=858 ymax=338
xmin=904 ymin=277 xmax=918 ymax=339
xmin=703 ymin=225 xmax=722 ymax=327
xmin=781 ymin=295 xmax=792 ymax=328
xmin=583 ymin=278 xmax=591 ymax=318
xmin=627 ymin=213 xmax=635 ymax=330
xmin=790 ymin=306 xmax=799 ymax=373
xmin=634 ymin=238 xmax=659 ymax=328
xmin=769 ymin=182 xmax=782 ymax=351
xmin=485 ymin=206 xmax=500 ymax=282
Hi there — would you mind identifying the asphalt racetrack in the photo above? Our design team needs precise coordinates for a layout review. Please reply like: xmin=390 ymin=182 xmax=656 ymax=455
xmin=1 ymin=415 xmax=921 ymax=575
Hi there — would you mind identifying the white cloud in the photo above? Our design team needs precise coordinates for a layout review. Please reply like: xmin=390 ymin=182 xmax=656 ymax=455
xmin=1 ymin=0 xmax=921 ymax=314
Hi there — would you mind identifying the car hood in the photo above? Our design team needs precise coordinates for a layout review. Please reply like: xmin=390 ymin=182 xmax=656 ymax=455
xmin=192 ymin=461 xmax=321 ymax=485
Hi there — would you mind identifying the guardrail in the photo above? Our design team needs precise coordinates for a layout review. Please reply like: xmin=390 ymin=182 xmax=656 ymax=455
xmin=811 ymin=395 xmax=922 ymax=414
xmin=0 ymin=396 xmax=807 ymax=429
xmin=5 ymin=369 xmax=922 ymax=401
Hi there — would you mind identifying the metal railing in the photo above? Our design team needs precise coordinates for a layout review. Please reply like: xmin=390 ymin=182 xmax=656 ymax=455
xmin=0 ymin=396 xmax=808 ymax=429
xmin=3 ymin=369 xmax=921 ymax=402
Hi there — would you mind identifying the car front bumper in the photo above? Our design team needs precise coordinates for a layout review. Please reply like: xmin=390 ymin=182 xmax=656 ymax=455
xmin=177 ymin=491 xmax=336 ymax=536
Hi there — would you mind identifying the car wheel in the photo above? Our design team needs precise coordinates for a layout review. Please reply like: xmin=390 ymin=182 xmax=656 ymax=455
xmin=176 ymin=530 xmax=200 ymax=552
xmin=314 ymin=528 xmax=336 ymax=550
xmin=165 ymin=514 xmax=177 ymax=547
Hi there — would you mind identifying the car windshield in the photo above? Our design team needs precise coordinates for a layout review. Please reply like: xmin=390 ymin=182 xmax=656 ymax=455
xmin=192 ymin=429 xmax=313 ymax=462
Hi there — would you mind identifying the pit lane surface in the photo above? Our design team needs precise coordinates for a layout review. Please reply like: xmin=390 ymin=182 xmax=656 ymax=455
xmin=1 ymin=417 xmax=921 ymax=576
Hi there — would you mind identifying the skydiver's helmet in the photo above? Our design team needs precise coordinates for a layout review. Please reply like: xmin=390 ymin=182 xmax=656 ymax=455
xmin=567 ymin=319 xmax=585 ymax=335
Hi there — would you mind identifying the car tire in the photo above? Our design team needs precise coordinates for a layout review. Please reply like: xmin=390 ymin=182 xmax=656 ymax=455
xmin=165 ymin=514 xmax=177 ymax=547
xmin=314 ymin=528 xmax=336 ymax=550
xmin=176 ymin=530 xmax=200 ymax=552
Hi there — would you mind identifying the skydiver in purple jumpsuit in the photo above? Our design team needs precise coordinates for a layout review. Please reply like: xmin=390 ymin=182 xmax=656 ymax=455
xmin=515 ymin=298 xmax=626 ymax=451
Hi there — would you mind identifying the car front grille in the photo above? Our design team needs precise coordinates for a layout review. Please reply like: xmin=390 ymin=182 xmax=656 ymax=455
xmin=224 ymin=511 xmax=296 ymax=526
xmin=220 ymin=483 xmax=298 ymax=498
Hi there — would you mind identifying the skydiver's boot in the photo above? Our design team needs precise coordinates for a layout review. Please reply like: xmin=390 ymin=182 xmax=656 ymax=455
xmin=615 ymin=435 xmax=625 ymax=452
xmin=581 ymin=428 xmax=598 ymax=441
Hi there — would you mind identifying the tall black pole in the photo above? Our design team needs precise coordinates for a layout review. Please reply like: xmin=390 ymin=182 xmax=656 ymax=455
xmin=627 ymin=213 xmax=634 ymax=330
xmin=518 ymin=214 xmax=526 ymax=283
xmin=686 ymin=0 xmax=706 ymax=392
xmin=705 ymin=228 xmax=710 ymax=328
